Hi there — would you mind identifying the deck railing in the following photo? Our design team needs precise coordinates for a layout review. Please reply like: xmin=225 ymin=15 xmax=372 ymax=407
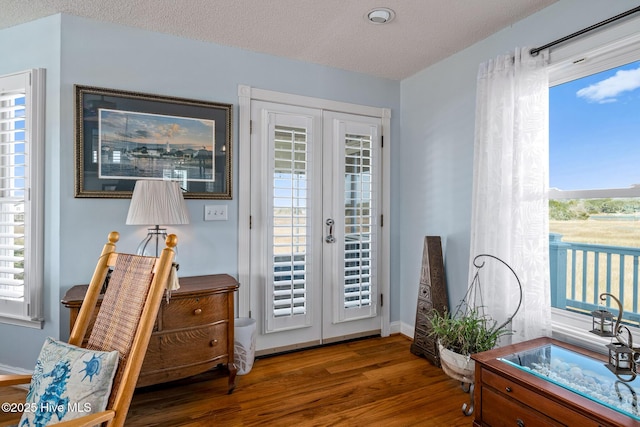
xmin=550 ymin=233 xmax=640 ymax=324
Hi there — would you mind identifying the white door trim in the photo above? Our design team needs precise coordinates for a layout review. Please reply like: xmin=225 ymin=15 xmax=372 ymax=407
xmin=237 ymin=85 xmax=391 ymax=337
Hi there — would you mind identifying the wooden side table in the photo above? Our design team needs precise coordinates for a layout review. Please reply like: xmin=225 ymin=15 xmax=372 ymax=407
xmin=62 ymin=274 xmax=240 ymax=393
xmin=472 ymin=337 xmax=632 ymax=426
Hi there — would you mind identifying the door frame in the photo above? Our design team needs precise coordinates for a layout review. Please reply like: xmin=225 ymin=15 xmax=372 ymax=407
xmin=237 ymin=85 xmax=391 ymax=339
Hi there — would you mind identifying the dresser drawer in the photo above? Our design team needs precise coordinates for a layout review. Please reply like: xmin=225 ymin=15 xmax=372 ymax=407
xmin=143 ymin=323 xmax=229 ymax=370
xmin=481 ymin=368 xmax=602 ymax=427
xmin=482 ymin=386 xmax=558 ymax=427
xmin=162 ymin=293 xmax=228 ymax=329
xmin=482 ymin=369 xmax=540 ymax=405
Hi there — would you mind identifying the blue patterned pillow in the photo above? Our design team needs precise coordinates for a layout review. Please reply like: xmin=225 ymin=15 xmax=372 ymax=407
xmin=18 ymin=337 xmax=119 ymax=427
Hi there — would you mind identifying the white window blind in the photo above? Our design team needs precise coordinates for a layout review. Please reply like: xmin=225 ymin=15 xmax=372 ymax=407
xmin=272 ymin=125 xmax=309 ymax=318
xmin=343 ymin=133 xmax=373 ymax=309
xmin=0 ymin=69 xmax=44 ymax=327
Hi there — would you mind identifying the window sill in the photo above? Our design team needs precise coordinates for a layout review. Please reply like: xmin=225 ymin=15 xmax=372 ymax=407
xmin=0 ymin=314 xmax=43 ymax=329
xmin=551 ymin=307 xmax=640 ymax=355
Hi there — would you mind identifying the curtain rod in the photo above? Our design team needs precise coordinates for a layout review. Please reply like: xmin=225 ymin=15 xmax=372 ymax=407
xmin=530 ymin=6 xmax=640 ymax=56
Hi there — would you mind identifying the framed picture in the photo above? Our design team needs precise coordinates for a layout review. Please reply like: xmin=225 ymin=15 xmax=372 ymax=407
xmin=74 ymin=85 xmax=233 ymax=199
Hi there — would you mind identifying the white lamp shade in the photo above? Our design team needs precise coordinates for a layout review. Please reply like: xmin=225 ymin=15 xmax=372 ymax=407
xmin=126 ymin=180 xmax=190 ymax=226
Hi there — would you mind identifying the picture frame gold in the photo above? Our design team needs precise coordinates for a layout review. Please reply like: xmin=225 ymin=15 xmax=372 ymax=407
xmin=74 ymin=85 xmax=233 ymax=199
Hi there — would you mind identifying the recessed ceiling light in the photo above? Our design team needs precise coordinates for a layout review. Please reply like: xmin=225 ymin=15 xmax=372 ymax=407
xmin=366 ymin=7 xmax=395 ymax=25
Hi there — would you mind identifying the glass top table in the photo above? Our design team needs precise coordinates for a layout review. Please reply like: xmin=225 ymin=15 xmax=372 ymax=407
xmin=499 ymin=344 xmax=640 ymax=421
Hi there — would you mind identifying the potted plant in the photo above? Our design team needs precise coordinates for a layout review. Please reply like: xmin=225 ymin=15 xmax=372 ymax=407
xmin=430 ymin=307 xmax=512 ymax=383
xmin=426 ymin=254 xmax=522 ymax=416
xmin=428 ymin=254 xmax=523 ymax=384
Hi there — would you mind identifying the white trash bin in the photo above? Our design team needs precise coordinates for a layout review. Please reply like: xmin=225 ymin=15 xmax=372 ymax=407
xmin=234 ymin=317 xmax=256 ymax=375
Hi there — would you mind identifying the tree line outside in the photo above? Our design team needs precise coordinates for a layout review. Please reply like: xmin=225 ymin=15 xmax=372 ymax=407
xmin=550 ymin=198 xmax=640 ymax=221
xmin=549 ymin=198 xmax=640 ymax=248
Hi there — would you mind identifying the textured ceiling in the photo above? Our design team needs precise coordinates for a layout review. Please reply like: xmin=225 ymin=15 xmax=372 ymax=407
xmin=0 ymin=0 xmax=558 ymax=80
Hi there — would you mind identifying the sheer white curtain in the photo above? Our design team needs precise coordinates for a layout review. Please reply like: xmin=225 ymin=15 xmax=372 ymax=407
xmin=469 ymin=47 xmax=552 ymax=343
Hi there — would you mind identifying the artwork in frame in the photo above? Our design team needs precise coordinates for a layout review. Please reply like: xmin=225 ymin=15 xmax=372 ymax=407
xmin=74 ymin=85 xmax=233 ymax=199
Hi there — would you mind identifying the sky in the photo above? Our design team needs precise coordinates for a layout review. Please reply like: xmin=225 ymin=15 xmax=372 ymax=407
xmin=550 ymin=59 xmax=640 ymax=191
xmin=99 ymin=109 xmax=215 ymax=150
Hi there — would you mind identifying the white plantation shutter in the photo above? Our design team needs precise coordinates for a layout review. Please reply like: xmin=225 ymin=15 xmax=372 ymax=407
xmin=343 ymin=132 xmax=374 ymax=309
xmin=329 ymin=116 xmax=380 ymax=323
xmin=265 ymin=112 xmax=318 ymax=333
xmin=0 ymin=69 xmax=44 ymax=327
xmin=272 ymin=124 xmax=309 ymax=318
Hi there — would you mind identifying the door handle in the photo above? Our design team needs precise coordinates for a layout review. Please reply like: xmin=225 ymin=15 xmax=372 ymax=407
xmin=325 ymin=218 xmax=335 ymax=243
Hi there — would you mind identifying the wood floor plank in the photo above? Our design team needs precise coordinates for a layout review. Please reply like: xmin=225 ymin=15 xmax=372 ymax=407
xmin=0 ymin=335 xmax=473 ymax=426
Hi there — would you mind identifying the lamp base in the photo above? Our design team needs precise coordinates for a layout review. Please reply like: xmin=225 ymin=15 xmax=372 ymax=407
xmin=137 ymin=225 xmax=171 ymax=258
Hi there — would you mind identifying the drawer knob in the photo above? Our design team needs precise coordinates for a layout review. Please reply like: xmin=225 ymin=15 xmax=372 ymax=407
xmin=516 ymin=418 xmax=524 ymax=427
xmin=210 ymin=339 xmax=218 ymax=347
xmin=505 ymin=386 xmax=512 ymax=393
xmin=193 ymin=308 xmax=202 ymax=315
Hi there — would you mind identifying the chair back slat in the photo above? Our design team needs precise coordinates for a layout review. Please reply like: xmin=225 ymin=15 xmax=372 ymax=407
xmin=86 ymin=254 xmax=157 ymax=407
xmin=68 ymin=234 xmax=119 ymax=347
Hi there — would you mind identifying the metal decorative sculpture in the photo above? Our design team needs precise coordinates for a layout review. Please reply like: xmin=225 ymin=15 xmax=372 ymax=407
xmin=431 ymin=254 xmax=523 ymax=416
xmin=590 ymin=293 xmax=640 ymax=376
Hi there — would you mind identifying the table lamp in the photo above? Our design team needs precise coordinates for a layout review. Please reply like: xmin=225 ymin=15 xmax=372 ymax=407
xmin=126 ymin=180 xmax=189 ymax=257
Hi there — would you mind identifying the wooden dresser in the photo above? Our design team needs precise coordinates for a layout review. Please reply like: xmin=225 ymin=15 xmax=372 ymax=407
xmin=62 ymin=274 xmax=239 ymax=393
xmin=472 ymin=337 xmax=635 ymax=427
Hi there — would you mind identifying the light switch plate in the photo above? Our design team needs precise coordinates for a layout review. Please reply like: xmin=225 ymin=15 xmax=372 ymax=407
xmin=204 ymin=205 xmax=228 ymax=221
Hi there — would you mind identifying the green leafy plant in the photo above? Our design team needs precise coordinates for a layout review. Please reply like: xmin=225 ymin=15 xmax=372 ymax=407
xmin=429 ymin=308 xmax=512 ymax=356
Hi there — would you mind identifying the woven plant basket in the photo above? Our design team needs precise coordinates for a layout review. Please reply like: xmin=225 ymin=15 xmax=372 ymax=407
xmin=438 ymin=342 xmax=475 ymax=384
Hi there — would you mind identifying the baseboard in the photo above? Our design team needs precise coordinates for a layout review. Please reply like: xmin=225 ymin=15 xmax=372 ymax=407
xmin=390 ymin=320 xmax=416 ymax=339
xmin=385 ymin=320 xmax=415 ymax=340
xmin=396 ymin=320 xmax=415 ymax=340
xmin=0 ymin=363 xmax=31 ymax=376
xmin=0 ymin=363 xmax=31 ymax=390
xmin=389 ymin=320 xmax=401 ymax=335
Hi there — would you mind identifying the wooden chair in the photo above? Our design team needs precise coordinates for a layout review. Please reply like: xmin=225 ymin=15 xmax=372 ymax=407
xmin=0 ymin=231 xmax=177 ymax=427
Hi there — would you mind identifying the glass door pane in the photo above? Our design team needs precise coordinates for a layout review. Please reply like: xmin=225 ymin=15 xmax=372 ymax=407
xmin=272 ymin=125 xmax=309 ymax=319
xmin=344 ymin=133 xmax=374 ymax=310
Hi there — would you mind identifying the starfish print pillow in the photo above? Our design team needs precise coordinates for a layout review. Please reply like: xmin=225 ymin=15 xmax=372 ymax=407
xmin=19 ymin=337 xmax=119 ymax=426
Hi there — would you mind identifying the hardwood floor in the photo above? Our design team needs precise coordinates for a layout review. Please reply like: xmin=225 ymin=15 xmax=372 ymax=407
xmin=0 ymin=335 xmax=474 ymax=426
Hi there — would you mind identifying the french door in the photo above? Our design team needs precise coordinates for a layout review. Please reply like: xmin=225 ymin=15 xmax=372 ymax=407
xmin=250 ymin=100 xmax=383 ymax=353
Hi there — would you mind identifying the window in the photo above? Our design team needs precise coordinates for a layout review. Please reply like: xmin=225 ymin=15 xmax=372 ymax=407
xmin=548 ymin=30 xmax=640 ymax=348
xmin=0 ymin=69 xmax=45 ymax=328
